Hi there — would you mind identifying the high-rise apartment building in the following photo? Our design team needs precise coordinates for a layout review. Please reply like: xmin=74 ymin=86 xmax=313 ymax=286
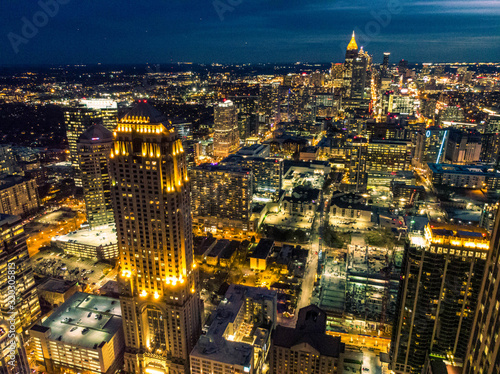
xmin=398 ymin=59 xmax=408 ymax=76
xmin=391 ymin=223 xmax=489 ymax=373
xmin=213 ymin=100 xmax=239 ymax=159
xmin=190 ymin=163 xmax=253 ymax=232
xmin=0 ymin=176 xmax=39 ymax=217
xmin=222 ymin=145 xmax=282 ymax=202
xmin=229 ymin=95 xmax=259 ymax=141
xmin=463 ymin=208 xmax=500 ymax=374
xmin=109 ymin=101 xmax=201 ymax=374
xmin=0 ymin=214 xmax=41 ymax=337
xmin=77 ymin=123 xmax=115 ymax=229
xmin=65 ymin=99 xmax=118 ymax=186
xmin=444 ymin=129 xmax=482 ymax=164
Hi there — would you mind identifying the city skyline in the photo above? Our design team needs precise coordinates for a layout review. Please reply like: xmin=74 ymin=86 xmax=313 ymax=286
xmin=1 ymin=4 xmax=500 ymax=372
xmin=1 ymin=0 xmax=500 ymax=66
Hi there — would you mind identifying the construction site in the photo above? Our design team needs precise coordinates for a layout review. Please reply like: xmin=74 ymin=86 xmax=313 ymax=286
xmin=315 ymin=237 xmax=403 ymax=335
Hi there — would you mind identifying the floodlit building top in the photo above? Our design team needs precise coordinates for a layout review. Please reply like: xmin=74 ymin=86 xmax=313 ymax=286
xmin=52 ymin=225 xmax=117 ymax=247
xmin=424 ymin=223 xmax=490 ymax=250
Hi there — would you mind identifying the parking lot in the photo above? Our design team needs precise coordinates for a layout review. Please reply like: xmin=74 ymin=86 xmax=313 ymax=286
xmin=31 ymin=249 xmax=116 ymax=289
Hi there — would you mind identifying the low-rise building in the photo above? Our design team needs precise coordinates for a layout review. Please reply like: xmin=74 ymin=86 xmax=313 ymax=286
xmin=250 ymin=239 xmax=275 ymax=271
xmin=52 ymin=225 xmax=118 ymax=260
xmin=190 ymin=285 xmax=277 ymax=374
xmin=270 ymin=305 xmax=345 ymax=374
xmin=282 ymin=186 xmax=320 ymax=216
xmin=391 ymin=181 xmax=425 ymax=206
xmin=30 ymin=292 xmax=124 ymax=374
xmin=299 ymin=146 xmax=319 ymax=161
xmin=427 ymin=163 xmax=500 ymax=190
xmin=330 ymin=192 xmax=371 ymax=222
xmin=206 ymin=239 xmax=231 ymax=266
xmin=38 ymin=278 xmax=79 ymax=309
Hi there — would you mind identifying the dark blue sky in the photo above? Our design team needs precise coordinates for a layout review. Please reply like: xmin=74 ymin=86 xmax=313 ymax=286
xmin=1 ymin=0 xmax=499 ymax=66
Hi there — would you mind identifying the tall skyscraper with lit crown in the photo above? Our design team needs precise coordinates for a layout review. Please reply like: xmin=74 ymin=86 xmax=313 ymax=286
xmin=109 ymin=101 xmax=201 ymax=374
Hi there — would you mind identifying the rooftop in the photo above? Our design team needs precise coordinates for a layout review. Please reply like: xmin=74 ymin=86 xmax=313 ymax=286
xmin=273 ymin=306 xmax=344 ymax=357
xmin=52 ymin=225 xmax=117 ymax=247
xmin=78 ymin=123 xmax=113 ymax=144
xmin=0 ymin=175 xmax=32 ymax=191
xmin=194 ymin=163 xmax=252 ymax=176
xmin=426 ymin=222 xmax=489 ymax=240
xmin=39 ymin=278 xmax=77 ymax=294
xmin=428 ymin=163 xmax=500 ymax=176
xmin=284 ymin=186 xmax=320 ymax=203
xmin=251 ymin=239 xmax=274 ymax=260
xmin=35 ymin=292 xmax=122 ymax=349
xmin=191 ymin=285 xmax=276 ymax=368
xmin=120 ymin=100 xmax=170 ymax=125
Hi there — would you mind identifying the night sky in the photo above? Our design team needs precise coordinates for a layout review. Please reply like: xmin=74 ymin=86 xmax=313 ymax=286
xmin=1 ymin=0 xmax=499 ymax=66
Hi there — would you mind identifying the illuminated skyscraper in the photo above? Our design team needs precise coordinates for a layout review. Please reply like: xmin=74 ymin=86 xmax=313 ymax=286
xmin=463 ymin=208 xmax=500 ymax=374
xmin=391 ymin=223 xmax=489 ymax=373
xmin=382 ymin=52 xmax=390 ymax=71
xmin=65 ymin=99 xmax=118 ymax=187
xmin=213 ymin=100 xmax=239 ymax=159
xmin=77 ymin=123 xmax=114 ymax=229
xmin=0 ymin=214 xmax=41 ymax=350
xmin=343 ymin=31 xmax=358 ymax=97
xmin=350 ymin=49 xmax=368 ymax=100
xmin=109 ymin=101 xmax=201 ymax=374
xmin=414 ymin=127 xmax=449 ymax=166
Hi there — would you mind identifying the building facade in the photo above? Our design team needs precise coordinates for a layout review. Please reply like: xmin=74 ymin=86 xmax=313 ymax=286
xmin=463 ymin=209 xmax=500 ymax=374
xmin=0 ymin=145 xmax=15 ymax=177
xmin=270 ymin=305 xmax=344 ymax=374
xmin=109 ymin=101 xmax=201 ymax=374
xmin=391 ymin=223 xmax=489 ymax=373
xmin=0 ymin=176 xmax=39 ymax=217
xmin=190 ymin=285 xmax=277 ymax=374
xmin=78 ymin=123 xmax=115 ymax=229
xmin=30 ymin=292 xmax=124 ymax=374
xmin=190 ymin=163 xmax=252 ymax=232
xmin=213 ymin=100 xmax=239 ymax=159
xmin=0 ymin=214 xmax=41 ymax=337
xmin=65 ymin=99 xmax=118 ymax=187
xmin=366 ymin=140 xmax=412 ymax=173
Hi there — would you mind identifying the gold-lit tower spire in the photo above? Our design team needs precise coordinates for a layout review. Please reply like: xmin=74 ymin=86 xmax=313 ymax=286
xmin=347 ymin=30 xmax=358 ymax=51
